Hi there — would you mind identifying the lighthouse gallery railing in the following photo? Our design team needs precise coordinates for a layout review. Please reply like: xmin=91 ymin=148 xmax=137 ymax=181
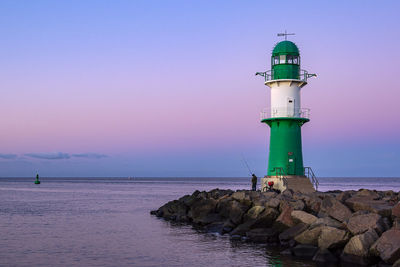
xmin=260 ymin=107 xmax=310 ymax=120
xmin=255 ymin=69 xmax=316 ymax=82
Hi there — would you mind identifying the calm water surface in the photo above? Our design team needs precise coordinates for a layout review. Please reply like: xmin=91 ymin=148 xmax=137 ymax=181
xmin=1 ymin=177 xmax=399 ymax=266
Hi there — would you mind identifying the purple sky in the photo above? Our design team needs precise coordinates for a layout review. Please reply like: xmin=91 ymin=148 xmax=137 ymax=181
xmin=1 ymin=1 xmax=399 ymax=177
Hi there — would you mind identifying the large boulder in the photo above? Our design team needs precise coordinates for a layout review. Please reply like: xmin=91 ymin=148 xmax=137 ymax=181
xmin=392 ymin=202 xmax=400 ymax=218
xmin=318 ymin=226 xmax=350 ymax=249
xmin=291 ymin=210 xmax=318 ymax=225
xmin=243 ymin=206 xmax=265 ymax=221
xmin=343 ymin=229 xmax=379 ymax=258
xmin=250 ymin=207 xmax=279 ymax=229
xmin=273 ymin=203 xmax=295 ymax=231
xmin=309 ymin=217 xmax=343 ymax=229
xmin=294 ymin=226 xmax=323 ymax=246
xmin=156 ymin=200 xmax=188 ymax=221
xmin=266 ymin=198 xmax=280 ymax=209
xmin=292 ymin=244 xmax=318 ymax=258
xmin=321 ymin=196 xmax=352 ymax=223
xmin=279 ymin=223 xmax=308 ymax=244
xmin=346 ymin=213 xmax=385 ymax=235
xmin=246 ymin=228 xmax=279 ymax=243
xmin=216 ymin=198 xmax=251 ymax=225
xmin=207 ymin=189 xmax=233 ymax=199
xmin=370 ymin=229 xmax=400 ymax=264
xmin=312 ymin=248 xmax=339 ymax=263
xmin=345 ymin=196 xmax=393 ymax=217
xmin=188 ymin=198 xmax=219 ymax=224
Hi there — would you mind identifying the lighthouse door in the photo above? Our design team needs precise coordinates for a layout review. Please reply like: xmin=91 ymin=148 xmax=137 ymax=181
xmin=287 ymin=98 xmax=295 ymax=117
xmin=287 ymin=152 xmax=296 ymax=175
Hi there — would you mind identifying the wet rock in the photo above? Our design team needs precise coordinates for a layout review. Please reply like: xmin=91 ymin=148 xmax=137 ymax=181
xmin=321 ymin=195 xmax=352 ymax=223
xmin=273 ymin=203 xmax=295 ymax=231
xmin=318 ymin=226 xmax=350 ymax=249
xmin=312 ymin=248 xmax=339 ymax=263
xmin=292 ymin=244 xmax=318 ymax=258
xmin=346 ymin=213 xmax=385 ymax=235
xmin=343 ymin=229 xmax=379 ymax=258
xmin=279 ymin=223 xmax=308 ymax=243
xmin=370 ymin=229 xmax=400 ymax=264
xmin=246 ymin=228 xmax=278 ymax=243
xmin=294 ymin=226 xmax=323 ymax=246
xmin=229 ymin=220 xmax=255 ymax=236
xmin=291 ymin=210 xmax=318 ymax=225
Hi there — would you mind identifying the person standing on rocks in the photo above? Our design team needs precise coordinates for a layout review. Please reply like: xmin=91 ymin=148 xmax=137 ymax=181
xmin=251 ymin=174 xmax=257 ymax=191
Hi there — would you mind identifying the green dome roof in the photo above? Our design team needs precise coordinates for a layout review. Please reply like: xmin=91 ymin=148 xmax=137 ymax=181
xmin=272 ymin=40 xmax=299 ymax=56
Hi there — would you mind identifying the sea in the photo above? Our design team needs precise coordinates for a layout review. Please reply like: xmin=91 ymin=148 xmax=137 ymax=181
xmin=1 ymin=177 xmax=400 ymax=267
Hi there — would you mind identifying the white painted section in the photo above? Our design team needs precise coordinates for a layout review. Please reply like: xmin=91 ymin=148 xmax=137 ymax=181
xmin=265 ymin=80 xmax=307 ymax=118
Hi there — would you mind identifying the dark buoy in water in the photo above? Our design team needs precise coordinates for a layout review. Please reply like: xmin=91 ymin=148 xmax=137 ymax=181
xmin=34 ymin=173 xmax=40 ymax=184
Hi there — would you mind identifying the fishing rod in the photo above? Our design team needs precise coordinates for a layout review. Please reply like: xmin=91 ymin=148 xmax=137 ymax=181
xmin=241 ymin=154 xmax=254 ymax=176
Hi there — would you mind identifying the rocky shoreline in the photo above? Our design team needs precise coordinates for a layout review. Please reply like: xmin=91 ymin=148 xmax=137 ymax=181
xmin=151 ymin=188 xmax=400 ymax=266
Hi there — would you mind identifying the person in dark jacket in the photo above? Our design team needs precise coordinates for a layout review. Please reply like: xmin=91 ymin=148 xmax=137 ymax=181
xmin=251 ymin=174 xmax=257 ymax=191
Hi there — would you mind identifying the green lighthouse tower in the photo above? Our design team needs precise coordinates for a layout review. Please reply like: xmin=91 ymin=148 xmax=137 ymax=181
xmin=256 ymin=34 xmax=318 ymax=193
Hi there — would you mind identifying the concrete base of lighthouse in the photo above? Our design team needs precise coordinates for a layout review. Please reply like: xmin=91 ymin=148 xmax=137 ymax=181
xmin=261 ymin=176 xmax=315 ymax=194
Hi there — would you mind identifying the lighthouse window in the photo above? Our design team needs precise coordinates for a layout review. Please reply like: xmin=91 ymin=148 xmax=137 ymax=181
xmin=293 ymin=57 xmax=299 ymax=64
xmin=287 ymin=55 xmax=293 ymax=64
xmin=273 ymin=56 xmax=279 ymax=65
xmin=279 ymin=55 xmax=286 ymax=64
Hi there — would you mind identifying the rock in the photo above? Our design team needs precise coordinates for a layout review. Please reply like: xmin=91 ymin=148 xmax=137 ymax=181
xmin=292 ymin=244 xmax=318 ymax=258
xmin=343 ymin=229 xmax=379 ymax=258
xmin=243 ymin=206 xmax=265 ymax=221
xmin=336 ymin=191 xmax=354 ymax=202
xmin=321 ymin=195 xmax=352 ymax=223
xmin=394 ymin=258 xmax=400 ymax=267
xmin=273 ymin=203 xmax=295 ymax=231
xmin=294 ymin=226 xmax=323 ymax=246
xmin=346 ymin=213 xmax=385 ymax=235
xmin=318 ymin=226 xmax=350 ymax=249
xmin=207 ymin=189 xmax=233 ymax=199
xmin=346 ymin=196 xmax=393 ymax=217
xmin=279 ymin=223 xmax=308 ymax=243
xmin=340 ymin=253 xmax=376 ymax=266
xmin=229 ymin=220 xmax=254 ymax=236
xmin=280 ymin=248 xmax=293 ymax=255
xmin=188 ymin=198 xmax=217 ymax=224
xmin=370 ymin=229 xmax=400 ymax=264
xmin=204 ymin=222 xmax=225 ymax=233
xmin=291 ymin=210 xmax=318 ymax=225
xmin=312 ymin=248 xmax=339 ymax=263
xmin=250 ymin=207 xmax=279 ymax=229
xmin=232 ymin=191 xmax=250 ymax=202
xmin=156 ymin=200 xmax=188 ymax=221
xmin=392 ymin=202 xmax=400 ymax=218
xmin=216 ymin=198 xmax=251 ymax=225
xmin=266 ymin=198 xmax=280 ymax=209
xmin=262 ymin=191 xmax=278 ymax=199
xmin=303 ymin=194 xmax=322 ymax=214
xmin=246 ymin=228 xmax=279 ymax=243
xmin=309 ymin=217 xmax=343 ymax=229
xmin=356 ymin=189 xmax=380 ymax=199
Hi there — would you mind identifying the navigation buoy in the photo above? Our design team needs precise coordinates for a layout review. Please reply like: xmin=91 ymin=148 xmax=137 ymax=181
xmin=34 ymin=173 xmax=40 ymax=184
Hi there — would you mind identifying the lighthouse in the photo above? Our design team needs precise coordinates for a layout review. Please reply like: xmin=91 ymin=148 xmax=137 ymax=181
xmin=256 ymin=34 xmax=318 ymax=193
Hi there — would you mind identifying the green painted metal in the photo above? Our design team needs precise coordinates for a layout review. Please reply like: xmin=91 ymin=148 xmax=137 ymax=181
xmin=35 ymin=173 xmax=40 ymax=184
xmin=271 ymin=40 xmax=300 ymax=80
xmin=262 ymin=117 xmax=309 ymax=176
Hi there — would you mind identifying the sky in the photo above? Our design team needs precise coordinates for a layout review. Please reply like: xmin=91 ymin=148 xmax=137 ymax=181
xmin=0 ymin=0 xmax=399 ymax=177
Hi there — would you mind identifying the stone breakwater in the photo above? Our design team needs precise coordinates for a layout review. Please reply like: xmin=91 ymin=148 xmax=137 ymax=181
xmin=151 ymin=188 xmax=400 ymax=266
